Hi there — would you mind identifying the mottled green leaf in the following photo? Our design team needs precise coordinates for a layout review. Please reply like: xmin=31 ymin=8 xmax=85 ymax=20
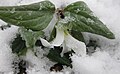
xmin=19 ymin=27 xmax=44 ymax=48
xmin=63 ymin=1 xmax=115 ymax=39
xmin=0 ymin=1 xmax=55 ymax=31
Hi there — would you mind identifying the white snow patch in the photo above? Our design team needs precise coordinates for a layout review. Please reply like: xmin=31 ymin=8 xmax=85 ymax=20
xmin=0 ymin=25 xmax=18 ymax=73
xmin=71 ymin=51 xmax=120 ymax=74
xmin=25 ymin=50 xmax=50 ymax=74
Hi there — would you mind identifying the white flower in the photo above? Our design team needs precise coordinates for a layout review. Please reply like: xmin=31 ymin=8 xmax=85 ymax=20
xmin=64 ymin=32 xmax=86 ymax=56
xmin=40 ymin=28 xmax=86 ymax=57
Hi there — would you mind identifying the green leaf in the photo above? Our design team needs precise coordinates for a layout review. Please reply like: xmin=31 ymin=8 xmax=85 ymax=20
xmin=11 ymin=34 xmax=27 ymax=56
xmin=0 ymin=1 xmax=55 ymax=31
xmin=69 ymin=30 xmax=85 ymax=42
xmin=47 ymin=47 xmax=72 ymax=67
xmin=19 ymin=27 xmax=44 ymax=48
xmin=63 ymin=1 xmax=115 ymax=39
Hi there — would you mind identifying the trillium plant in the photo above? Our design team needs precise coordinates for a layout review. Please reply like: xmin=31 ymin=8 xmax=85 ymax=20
xmin=0 ymin=0 xmax=115 ymax=73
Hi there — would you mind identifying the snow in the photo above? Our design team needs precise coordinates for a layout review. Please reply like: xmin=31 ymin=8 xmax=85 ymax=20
xmin=0 ymin=0 xmax=120 ymax=74
xmin=0 ymin=25 xmax=18 ymax=73
xmin=25 ymin=50 xmax=50 ymax=74
xmin=71 ymin=51 xmax=120 ymax=74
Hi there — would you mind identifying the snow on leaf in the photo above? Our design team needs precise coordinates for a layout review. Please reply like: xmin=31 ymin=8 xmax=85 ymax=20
xmin=10 ymin=8 xmax=15 ymax=13
xmin=18 ymin=27 xmax=44 ymax=48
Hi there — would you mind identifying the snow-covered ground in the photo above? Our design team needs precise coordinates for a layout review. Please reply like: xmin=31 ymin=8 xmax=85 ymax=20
xmin=0 ymin=0 xmax=120 ymax=74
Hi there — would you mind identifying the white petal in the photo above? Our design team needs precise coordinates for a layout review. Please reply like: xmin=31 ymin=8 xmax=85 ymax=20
xmin=43 ymin=14 xmax=58 ymax=38
xmin=60 ymin=42 xmax=69 ymax=57
xmin=64 ymin=33 xmax=86 ymax=56
xmin=51 ymin=28 xmax=64 ymax=46
xmin=40 ymin=38 xmax=53 ymax=48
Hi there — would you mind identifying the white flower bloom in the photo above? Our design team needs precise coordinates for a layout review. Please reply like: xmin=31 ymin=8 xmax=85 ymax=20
xmin=40 ymin=28 xmax=64 ymax=47
xmin=40 ymin=28 xmax=86 ymax=56
xmin=64 ymin=33 xmax=86 ymax=57
xmin=51 ymin=28 xmax=64 ymax=46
